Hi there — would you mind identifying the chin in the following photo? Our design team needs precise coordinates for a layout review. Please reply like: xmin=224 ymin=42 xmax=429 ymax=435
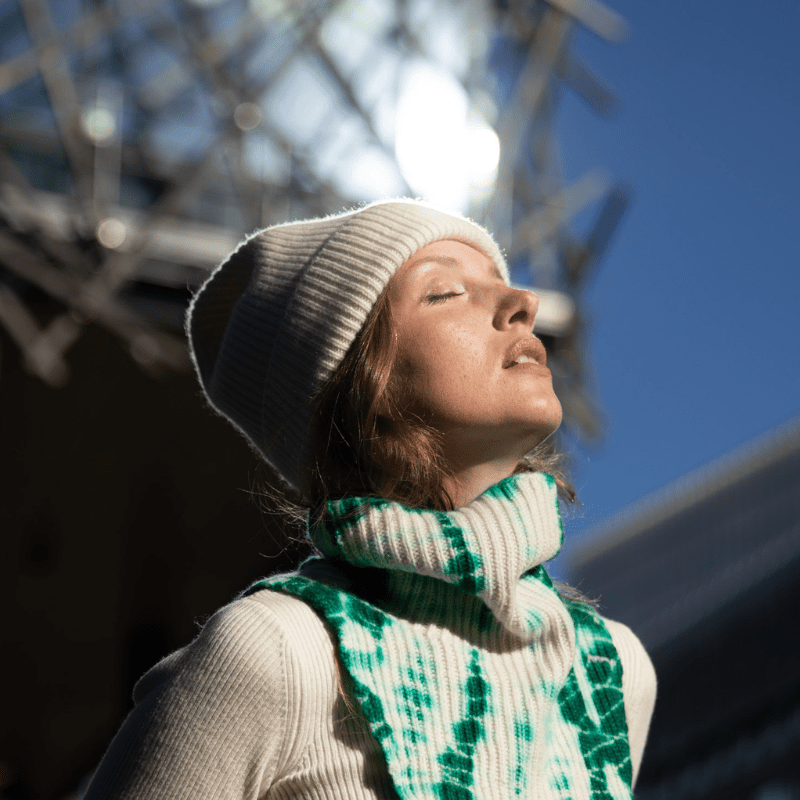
xmin=526 ymin=396 xmax=563 ymax=442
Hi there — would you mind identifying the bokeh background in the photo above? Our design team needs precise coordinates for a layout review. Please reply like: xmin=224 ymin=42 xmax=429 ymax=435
xmin=1 ymin=0 xmax=798 ymax=798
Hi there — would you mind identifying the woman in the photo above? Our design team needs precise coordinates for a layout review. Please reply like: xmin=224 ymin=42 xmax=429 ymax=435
xmin=85 ymin=199 xmax=656 ymax=799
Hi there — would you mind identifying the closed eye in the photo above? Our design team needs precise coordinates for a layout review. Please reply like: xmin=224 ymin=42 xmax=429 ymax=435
xmin=426 ymin=292 xmax=464 ymax=305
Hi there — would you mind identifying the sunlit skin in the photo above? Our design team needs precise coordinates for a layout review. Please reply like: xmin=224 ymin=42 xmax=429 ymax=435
xmin=387 ymin=240 xmax=562 ymax=507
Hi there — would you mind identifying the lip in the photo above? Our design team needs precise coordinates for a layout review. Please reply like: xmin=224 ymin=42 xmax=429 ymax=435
xmin=502 ymin=336 xmax=548 ymax=369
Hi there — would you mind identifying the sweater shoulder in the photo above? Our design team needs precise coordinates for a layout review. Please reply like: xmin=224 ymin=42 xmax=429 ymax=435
xmin=237 ymin=588 xmax=340 ymax=695
xmin=87 ymin=591 xmax=340 ymax=800
xmin=141 ymin=590 xmax=337 ymax=779
xmin=602 ymin=617 xmax=657 ymax=696
xmin=134 ymin=590 xmax=331 ymax=704
xmin=602 ymin=616 xmax=657 ymax=785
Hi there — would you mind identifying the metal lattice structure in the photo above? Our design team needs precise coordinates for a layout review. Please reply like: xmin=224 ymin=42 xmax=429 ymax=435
xmin=0 ymin=0 xmax=626 ymax=441
xmin=486 ymin=0 xmax=630 ymax=437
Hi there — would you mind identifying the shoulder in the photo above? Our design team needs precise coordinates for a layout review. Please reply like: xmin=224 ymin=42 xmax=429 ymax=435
xmin=602 ymin=617 xmax=657 ymax=784
xmin=85 ymin=591 xmax=342 ymax=799
xmin=135 ymin=589 xmax=338 ymax=710
xmin=231 ymin=588 xmax=339 ymax=677
xmin=208 ymin=587 xmax=333 ymax=650
xmin=116 ymin=590 xmax=339 ymax=794
xmin=602 ymin=617 xmax=657 ymax=696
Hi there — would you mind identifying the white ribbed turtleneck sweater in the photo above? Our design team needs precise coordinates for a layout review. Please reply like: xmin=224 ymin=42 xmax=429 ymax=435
xmin=85 ymin=474 xmax=656 ymax=800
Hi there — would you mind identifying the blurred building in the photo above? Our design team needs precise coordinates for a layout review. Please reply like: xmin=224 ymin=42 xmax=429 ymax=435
xmin=570 ymin=418 xmax=800 ymax=800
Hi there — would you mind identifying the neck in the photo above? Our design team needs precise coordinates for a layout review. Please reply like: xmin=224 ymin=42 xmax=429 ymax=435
xmin=443 ymin=457 xmax=520 ymax=508
xmin=439 ymin=430 xmax=548 ymax=508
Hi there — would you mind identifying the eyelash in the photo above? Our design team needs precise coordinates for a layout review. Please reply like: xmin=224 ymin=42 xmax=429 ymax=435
xmin=426 ymin=292 xmax=464 ymax=305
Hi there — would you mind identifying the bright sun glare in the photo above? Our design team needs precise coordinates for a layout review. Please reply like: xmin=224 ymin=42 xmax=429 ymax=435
xmin=395 ymin=60 xmax=500 ymax=212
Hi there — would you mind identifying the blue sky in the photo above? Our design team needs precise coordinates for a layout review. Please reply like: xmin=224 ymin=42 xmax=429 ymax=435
xmin=549 ymin=0 xmax=800 ymax=575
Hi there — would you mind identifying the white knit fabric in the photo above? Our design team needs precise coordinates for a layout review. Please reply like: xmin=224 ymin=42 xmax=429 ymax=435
xmin=84 ymin=476 xmax=657 ymax=800
xmin=260 ymin=473 xmax=642 ymax=799
xmin=83 ymin=593 xmax=656 ymax=800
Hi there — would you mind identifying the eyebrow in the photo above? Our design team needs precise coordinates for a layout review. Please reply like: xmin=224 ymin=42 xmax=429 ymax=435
xmin=404 ymin=253 xmax=504 ymax=282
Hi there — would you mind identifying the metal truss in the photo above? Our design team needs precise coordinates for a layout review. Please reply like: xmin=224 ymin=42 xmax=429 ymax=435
xmin=487 ymin=0 xmax=630 ymax=438
xmin=0 ymin=0 xmax=626 ymax=440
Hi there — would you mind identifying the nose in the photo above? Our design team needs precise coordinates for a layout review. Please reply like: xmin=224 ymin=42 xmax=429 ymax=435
xmin=493 ymin=285 xmax=539 ymax=331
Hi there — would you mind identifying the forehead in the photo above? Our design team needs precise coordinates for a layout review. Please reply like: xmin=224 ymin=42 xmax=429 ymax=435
xmin=394 ymin=240 xmax=505 ymax=286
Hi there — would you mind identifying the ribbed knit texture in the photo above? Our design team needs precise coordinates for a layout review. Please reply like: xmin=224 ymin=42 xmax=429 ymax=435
xmin=248 ymin=473 xmax=634 ymax=800
xmin=84 ymin=474 xmax=656 ymax=800
xmin=186 ymin=199 xmax=508 ymax=492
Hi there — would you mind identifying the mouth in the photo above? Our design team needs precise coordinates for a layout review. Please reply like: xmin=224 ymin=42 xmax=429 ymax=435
xmin=502 ymin=336 xmax=548 ymax=369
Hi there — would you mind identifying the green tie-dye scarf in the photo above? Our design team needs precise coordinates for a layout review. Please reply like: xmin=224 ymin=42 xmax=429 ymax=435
xmin=244 ymin=472 xmax=632 ymax=799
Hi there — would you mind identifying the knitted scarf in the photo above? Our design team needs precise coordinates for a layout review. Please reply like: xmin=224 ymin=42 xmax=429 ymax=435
xmin=245 ymin=472 xmax=633 ymax=799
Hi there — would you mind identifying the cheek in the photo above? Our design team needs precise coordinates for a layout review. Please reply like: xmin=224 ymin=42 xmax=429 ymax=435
xmin=397 ymin=336 xmax=485 ymax=415
xmin=400 ymin=332 xmax=462 ymax=382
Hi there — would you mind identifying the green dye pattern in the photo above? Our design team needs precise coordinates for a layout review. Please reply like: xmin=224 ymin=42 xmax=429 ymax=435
xmin=238 ymin=585 xmax=632 ymax=799
xmin=435 ymin=511 xmax=486 ymax=594
xmin=315 ymin=495 xmax=374 ymax=547
xmin=530 ymin=563 xmax=556 ymax=590
xmin=548 ymin=475 xmax=566 ymax=548
xmin=496 ymin=558 xmax=631 ymax=798
xmin=312 ymin=476 xmax=539 ymax=593
xmin=309 ymin=495 xmax=394 ymax=556
xmin=347 ymin=593 xmax=389 ymax=640
xmin=396 ymin=671 xmax=433 ymax=726
xmin=527 ymin=472 xmax=564 ymax=549
xmin=242 ymin=476 xmax=632 ymax=799
xmin=247 ymin=573 xmax=440 ymax=797
xmin=245 ymin=574 xmax=340 ymax=614
xmin=517 ymin=566 xmax=554 ymax=632
xmin=482 ymin=475 xmax=522 ymax=502
xmin=433 ymin=650 xmax=489 ymax=800
xmin=512 ymin=719 xmax=533 ymax=796
xmin=245 ymin=575 xmax=404 ymax=771
xmin=353 ymin=676 xmax=393 ymax=742
xmin=555 ymin=601 xmax=633 ymax=799
xmin=484 ymin=475 xmax=538 ymax=565
xmin=547 ymin=755 xmax=572 ymax=797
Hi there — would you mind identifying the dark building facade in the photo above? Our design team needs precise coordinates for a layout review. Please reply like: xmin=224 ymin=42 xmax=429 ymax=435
xmin=570 ymin=418 xmax=800 ymax=800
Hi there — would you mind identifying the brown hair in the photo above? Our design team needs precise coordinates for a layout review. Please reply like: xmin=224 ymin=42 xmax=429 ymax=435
xmin=302 ymin=288 xmax=577 ymax=514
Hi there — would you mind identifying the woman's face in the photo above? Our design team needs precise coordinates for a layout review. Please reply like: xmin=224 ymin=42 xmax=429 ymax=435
xmin=387 ymin=239 xmax=562 ymax=463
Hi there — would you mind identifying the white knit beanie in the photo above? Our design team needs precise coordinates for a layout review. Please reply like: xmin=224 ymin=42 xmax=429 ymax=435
xmin=186 ymin=198 xmax=508 ymax=492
